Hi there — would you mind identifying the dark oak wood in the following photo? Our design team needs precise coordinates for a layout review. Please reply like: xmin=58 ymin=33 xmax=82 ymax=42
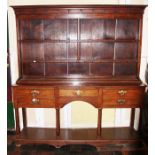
xmin=11 ymin=5 xmax=147 ymax=149
xmin=11 ymin=5 xmax=147 ymax=85
xmin=138 ymin=108 xmax=143 ymax=131
xmin=97 ymin=108 xmax=102 ymax=136
xmin=14 ymin=108 xmax=20 ymax=134
xmin=12 ymin=85 xmax=145 ymax=109
xmin=22 ymin=108 xmax=27 ymax=128
xmin=130 ymin=108 xmax=135 ymax=129
xmin=56 ymin=108 xmax=60 ymax=136
xmin=14 ymin=127 xmax=145 ymax=148
xmin=7 ymin=143 xmax=147 ymax=155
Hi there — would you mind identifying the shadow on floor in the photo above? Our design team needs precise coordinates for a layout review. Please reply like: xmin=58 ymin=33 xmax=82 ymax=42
xmin=7 ymin=143 xmax=147 ymax=155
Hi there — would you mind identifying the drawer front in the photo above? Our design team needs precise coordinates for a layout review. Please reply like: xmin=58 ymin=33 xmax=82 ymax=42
xmin=12 ymin=86 xmax=55 ymax=108
xmin=14 ymin=87 xmax=54 ymax=98
xmin=102 ymin=98 xmax=143 ymax=108
xmin=59 ymin=89 xmax=99 ymax=97
xmin=16 ymin=97 xmax=55 ymax=108
xmin=103 ymin=88 xmax=144 ymax=99
xmin=58 ymin=88 xmax=101 ymax=108
xmin=102 ymin=87 xmax=145 ymax=108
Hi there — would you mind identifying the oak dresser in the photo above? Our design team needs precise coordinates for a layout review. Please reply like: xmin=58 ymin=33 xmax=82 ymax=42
xmin=11 ymin=5 xmax=147 ymax=150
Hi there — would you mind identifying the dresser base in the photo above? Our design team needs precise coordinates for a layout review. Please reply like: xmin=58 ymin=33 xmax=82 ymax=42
xmin=15 ymin=127 xmax=145 ymax=151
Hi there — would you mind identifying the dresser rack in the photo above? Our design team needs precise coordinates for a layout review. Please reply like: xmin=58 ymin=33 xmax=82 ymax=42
xmin=12 ymin=5 xmax=147 ymax=150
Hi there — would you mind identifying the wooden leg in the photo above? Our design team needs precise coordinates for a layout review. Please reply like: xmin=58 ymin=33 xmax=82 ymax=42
xmin=56 ymin=108 xmax=60 ymax=136
xmin=22 ymin=108 xmax=27 ymax=128
xmin=138 ymin=108 xmax=142 ymax=131
xmin=122 ymin=151 xmax=129 ymax=155
xmin=130 ymin=108 xmax=135 ymax=129
xmin=15 ymin=108 xmax=20 ymax=134
xmin=97 ymin=108 xmax=102 ymax=136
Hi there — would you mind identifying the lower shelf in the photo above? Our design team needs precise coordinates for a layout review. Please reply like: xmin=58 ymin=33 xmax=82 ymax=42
xmin=15 ymin=127 xmax=145 ymax=149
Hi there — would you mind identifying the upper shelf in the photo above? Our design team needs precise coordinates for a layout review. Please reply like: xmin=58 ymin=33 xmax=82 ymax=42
xmin=19 ymin=39 xmax=139 ymax=43
xmin=18 ymin=18 xmax=140 ymax=41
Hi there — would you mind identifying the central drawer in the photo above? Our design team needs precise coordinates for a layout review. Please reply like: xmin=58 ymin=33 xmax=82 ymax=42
xmin=59 ymin=89 xmax=99 ymax=97
xmin=58 ymin=87 xmax=101 ymax=108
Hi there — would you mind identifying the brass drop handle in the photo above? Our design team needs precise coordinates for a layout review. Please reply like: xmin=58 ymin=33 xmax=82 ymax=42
xmin=76 ymin=90 xmax=81 ymax=96
xmin=118 ymin=90 xmax=127 ymax=96
xmin=32 ymin=98 xmax=39 ymax=104
xmin=31 ymin=90 xmax=40 ymax=96
xmin=33 ymin=60 xmax=37 ymax=63
xmin=117 ymin=99 xmax=126 ymax=105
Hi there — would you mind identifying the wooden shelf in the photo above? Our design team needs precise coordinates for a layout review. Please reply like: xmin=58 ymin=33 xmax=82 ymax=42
xmin=22 ymin=60 xmax=138 ymax=63
xmin=19 ymin=39 xmax=139 ymax=43
xmin=16 ymin=127 xmax=143 ymax=147
xmin=17 ymin=77 xmax=141 ymax=85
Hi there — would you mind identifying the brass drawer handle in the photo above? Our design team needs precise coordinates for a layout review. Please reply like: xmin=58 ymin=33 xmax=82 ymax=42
xmin=32 ymin=98 xmax=39 ymax=104
xmin=118 ymin=90 xmax=127 ymax=96
xmin=31 ymin=90 xmax=40 ymax=96
xmin=33 ymin=60 xmax=37 ymax=63
xmin=117 ymin=99 xmax=126 ymax=105
xmin=76 ymin=90 xmax=81 ymax=96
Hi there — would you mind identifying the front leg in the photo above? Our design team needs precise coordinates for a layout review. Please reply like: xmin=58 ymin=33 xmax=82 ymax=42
xmin=15 ymin=108 xmax=20 ymax=135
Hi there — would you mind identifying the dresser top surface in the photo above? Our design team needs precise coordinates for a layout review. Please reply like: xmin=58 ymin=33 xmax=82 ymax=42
xmin=11 ymin=4 xmax=147 ymax=8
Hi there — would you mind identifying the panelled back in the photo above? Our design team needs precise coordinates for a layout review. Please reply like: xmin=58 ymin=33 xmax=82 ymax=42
xmin=14 ymin=5 xmax=145 ymax=84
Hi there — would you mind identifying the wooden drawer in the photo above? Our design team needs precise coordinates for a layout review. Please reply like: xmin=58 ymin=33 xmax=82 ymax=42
xmin=59 ymin=88 xmax=99 ymax=97
xmin=14 ymin=87 xmax=54 ymax=98
xmin=58 ymin=87 xmax=101 ymax=108
xmin=102 ymin=87 xmax=145 ymax=108
xmin=12 ymin=86 xmax=55 ymax=108
xmin=103 ymin=88 xmax=144 ymax=99
xmin=102 ymin=98 xmax=143 ymax=108
xmin=16 ymin=96 xmax=55 ymax=108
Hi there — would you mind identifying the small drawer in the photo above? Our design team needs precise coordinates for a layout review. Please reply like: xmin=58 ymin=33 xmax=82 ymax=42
xmin=59 ymin=89 xmax=99 ymax=97
xmin=15 ymin=87 xmax=54 ymax=98
xmin=102 ymin=87 xmax=145 ymax=108
xmin=16 ymin=96 xmax=55 ymax=108
xmin=103 ymin=88 xmax=144 ymax=99
xmin=102 ymin=98 xmax=143 ymax=108
xmin=117 ymin=89 xmax=144 ymax=98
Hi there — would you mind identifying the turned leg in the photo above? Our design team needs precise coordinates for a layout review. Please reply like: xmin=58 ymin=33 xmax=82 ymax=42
xmin=130 ymin=108 xmax=135 ymax=129
xmin=97 ymin=108 xmax=102 ymax=136
xmin=22 ymin=108 xmax=27 ymax=128
xmin=56 ymin=108 xmax=60 ymax=136
xmin=15 ymin=108 xmax=20 ymax=134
